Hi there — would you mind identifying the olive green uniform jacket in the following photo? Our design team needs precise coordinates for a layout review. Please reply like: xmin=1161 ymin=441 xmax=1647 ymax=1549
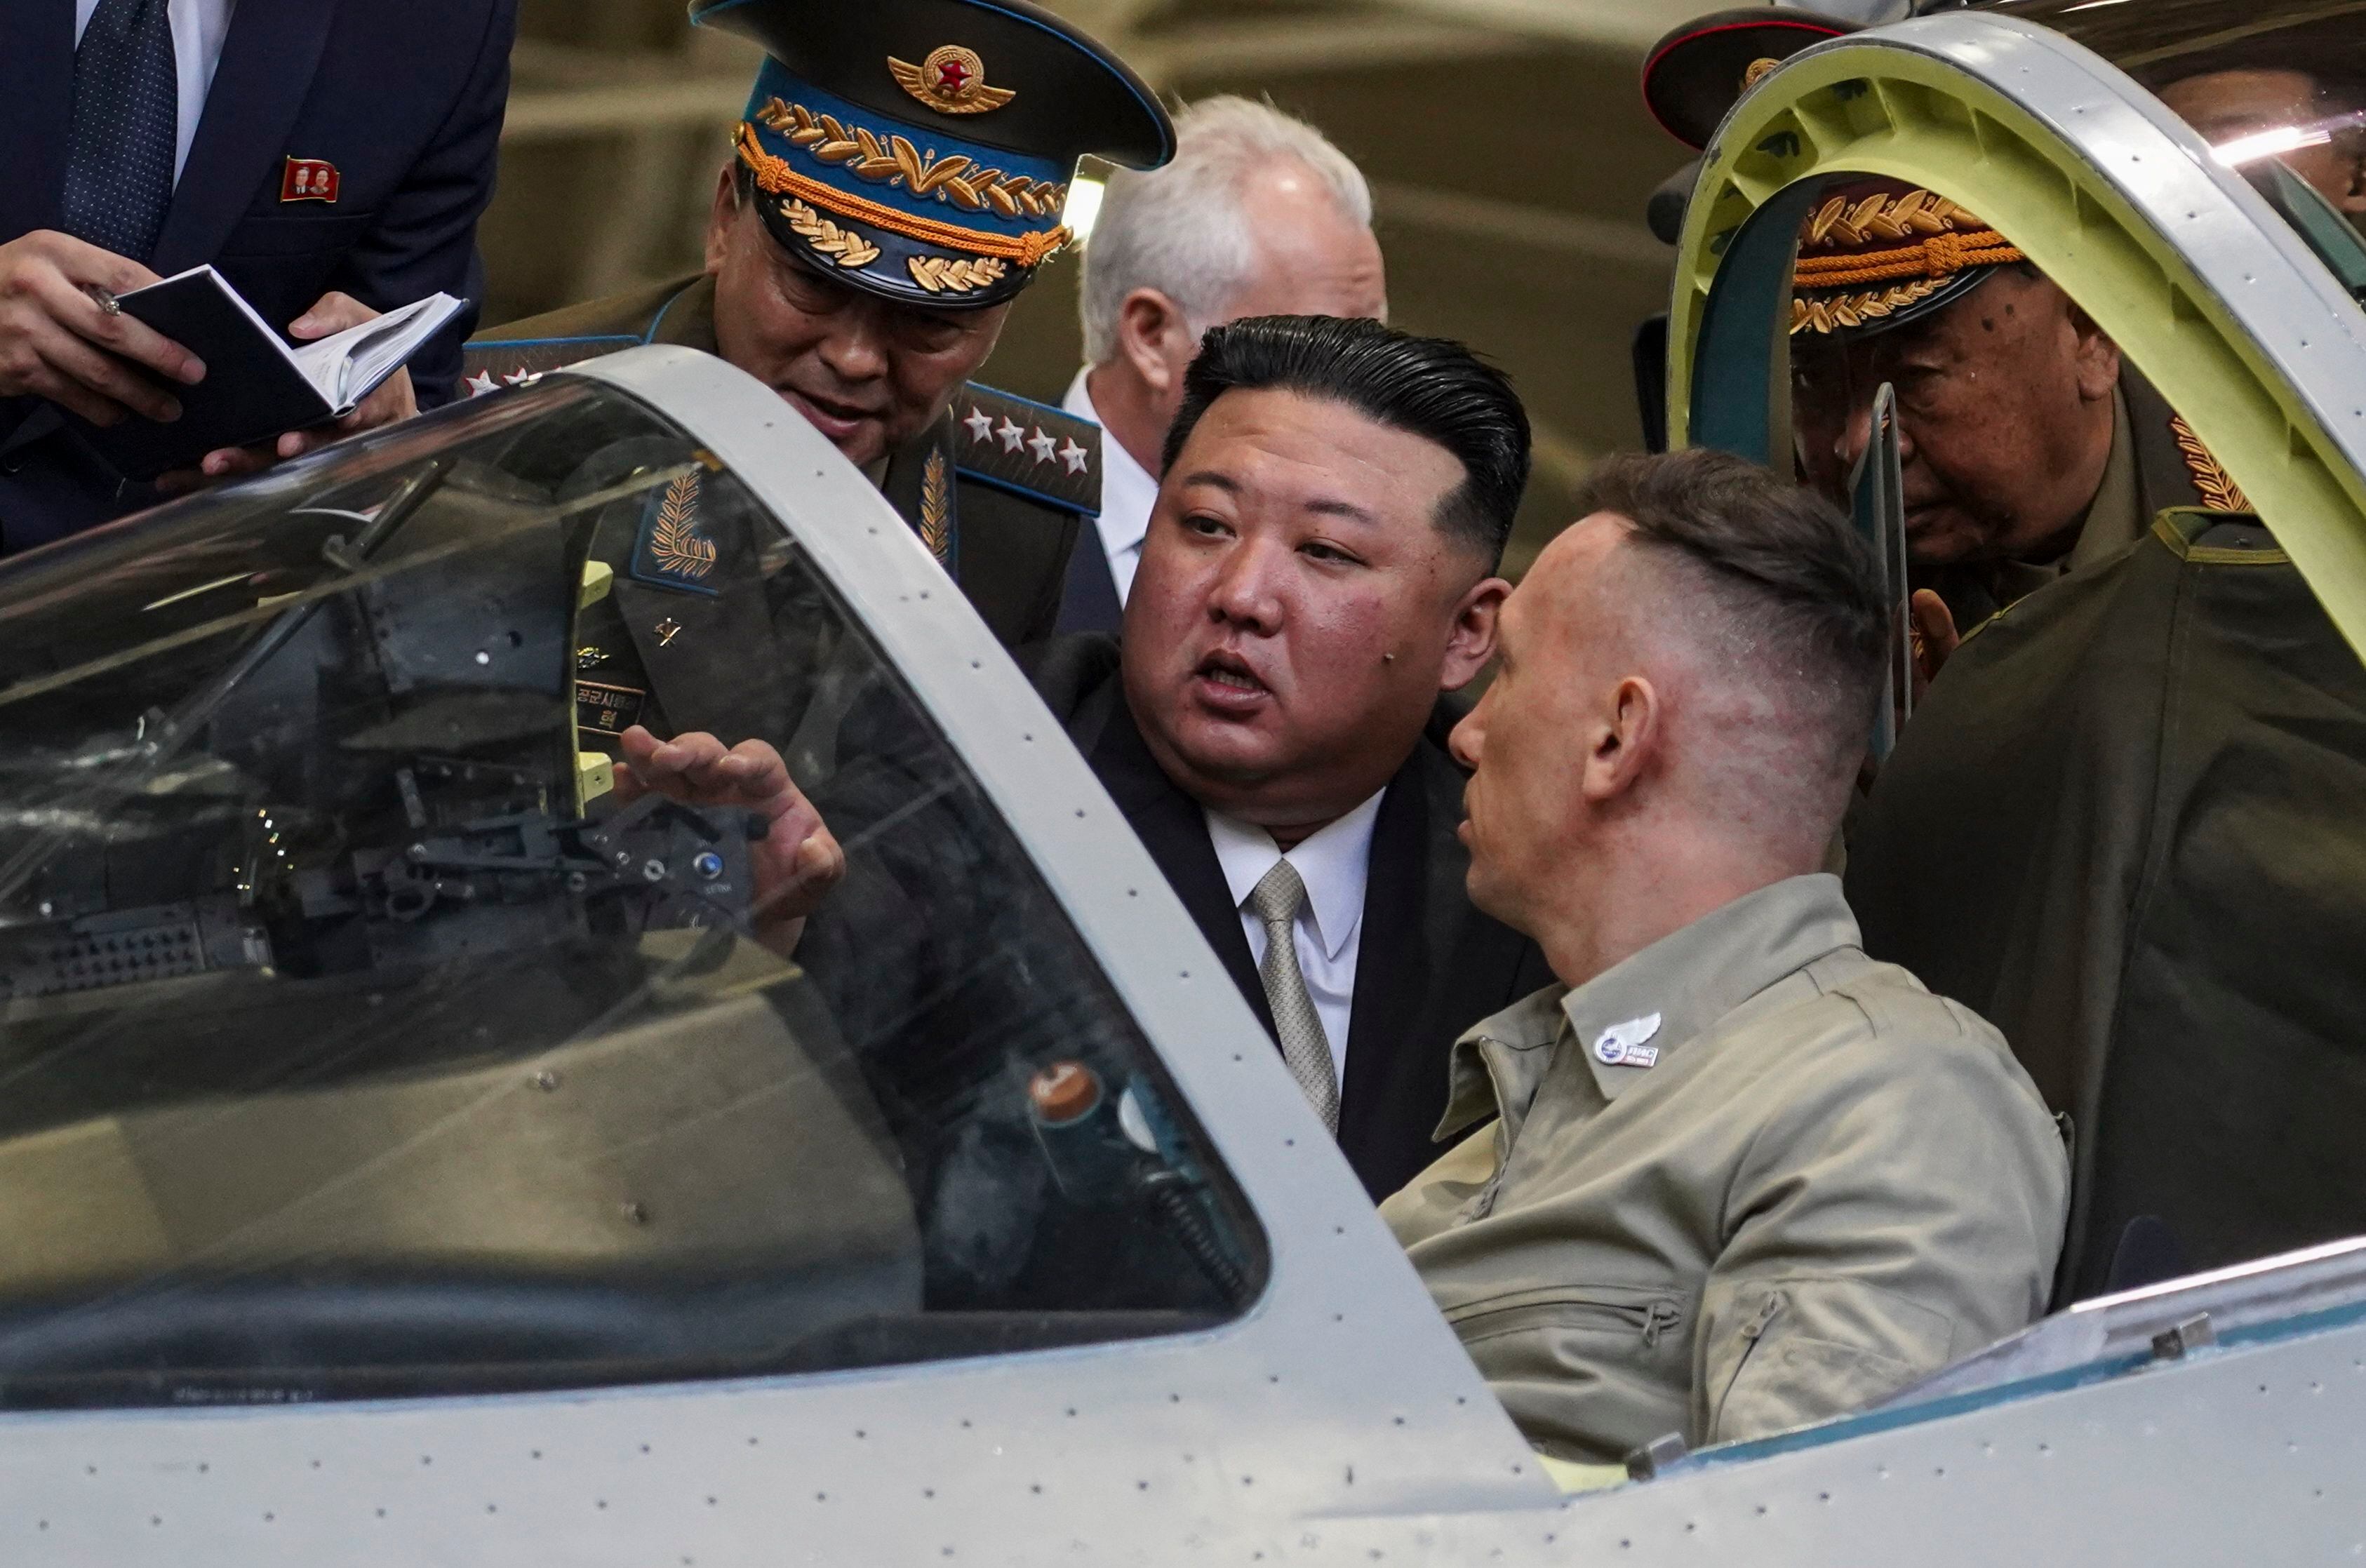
xmin=1382 ymin=875 xmax=2066 ymax=1466
xmin=1847 ymin=509 xmax=2366 ymax=1302
xmin=463 ymin=273 xmax=1094 ymax=652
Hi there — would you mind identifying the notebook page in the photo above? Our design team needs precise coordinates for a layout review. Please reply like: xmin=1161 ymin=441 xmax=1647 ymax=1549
xmin=287 ymin=295 xmax=457 ymax=410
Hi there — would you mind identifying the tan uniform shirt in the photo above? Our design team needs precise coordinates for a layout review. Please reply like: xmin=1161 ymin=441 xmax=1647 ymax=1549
xmin=1382 ymin=875 xmax=2066 ymax=1466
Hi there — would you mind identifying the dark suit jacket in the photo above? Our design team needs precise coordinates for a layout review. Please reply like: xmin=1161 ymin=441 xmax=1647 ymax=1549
xmin=1055 ymin=526 xmax=1124 ymax=636
xmin=1027 ymin=635 xmax=1555 ymax=1201
xmin=0 ymin=0 xmax=516 ymax=551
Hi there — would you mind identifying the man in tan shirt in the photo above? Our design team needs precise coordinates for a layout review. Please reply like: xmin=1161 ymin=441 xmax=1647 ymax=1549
xmin=1384 ymin=449 xmax=2068 ymax=1467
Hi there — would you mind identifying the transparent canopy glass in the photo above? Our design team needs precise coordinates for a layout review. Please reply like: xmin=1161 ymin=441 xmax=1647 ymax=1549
xmin=0 ymin=377 xmax=1262 ymax=1409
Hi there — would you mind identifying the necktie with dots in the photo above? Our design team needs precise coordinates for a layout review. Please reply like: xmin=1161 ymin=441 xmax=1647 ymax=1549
xmin=1246 ymin=859 xmax=1341 ymax=1133
xmin=61 ymin=0 xmax=179 ymax=264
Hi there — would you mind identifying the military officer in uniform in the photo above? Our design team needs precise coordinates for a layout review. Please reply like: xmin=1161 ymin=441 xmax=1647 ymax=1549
xmin=1781 ymin=175 xmax=2254 ymax=654
xmin=1647 ymin=16 xmax=2261 ymax=662
xmin=463 ymin=0 xmax=1172 ymax=752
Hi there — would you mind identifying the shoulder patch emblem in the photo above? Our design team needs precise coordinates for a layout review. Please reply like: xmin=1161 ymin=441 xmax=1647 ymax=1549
xmin=951 ymin=383 xmax=1101 ymax=516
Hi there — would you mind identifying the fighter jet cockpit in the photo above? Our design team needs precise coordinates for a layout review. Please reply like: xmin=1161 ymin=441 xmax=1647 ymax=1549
xmin=0 ymin=362 xmax=1262 ymax=1411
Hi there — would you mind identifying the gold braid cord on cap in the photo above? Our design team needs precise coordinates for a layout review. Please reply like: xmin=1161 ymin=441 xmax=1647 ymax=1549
xmin=1791 ymin=187 xmax=2027 ymax=335
xmin=738 ymin=123 xmax=1072 ymax=269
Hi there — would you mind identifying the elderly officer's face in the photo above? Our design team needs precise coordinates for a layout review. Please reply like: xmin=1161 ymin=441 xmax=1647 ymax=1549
xmin=1121 ymin=388 xmax=1504 ymax=837
xmin=706 ymin=168 xmax=1011 ymax=468
xmin=1791 ymin=269 xmax=2120 ymax=566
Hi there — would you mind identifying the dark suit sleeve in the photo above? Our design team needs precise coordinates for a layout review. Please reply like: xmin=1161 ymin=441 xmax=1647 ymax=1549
xmin=328 ymin=0 xmax=518 ymax=409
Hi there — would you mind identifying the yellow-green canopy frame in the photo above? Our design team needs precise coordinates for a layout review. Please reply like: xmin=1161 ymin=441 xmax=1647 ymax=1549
xmin=1666 ymin=29 xmax=2366 ymax=656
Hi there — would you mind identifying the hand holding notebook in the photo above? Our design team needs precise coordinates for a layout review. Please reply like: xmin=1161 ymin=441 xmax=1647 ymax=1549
xmin=77 ymin=267 xmax=463 ymax=481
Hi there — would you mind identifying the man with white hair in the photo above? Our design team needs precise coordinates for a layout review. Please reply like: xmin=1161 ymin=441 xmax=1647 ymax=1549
xmin=1057 ymin=95 xmax=1389 ymax=632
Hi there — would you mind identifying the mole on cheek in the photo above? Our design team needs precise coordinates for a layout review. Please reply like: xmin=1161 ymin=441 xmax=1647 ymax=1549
xmin=1981 ymin=317 xmax=1997 ymax=333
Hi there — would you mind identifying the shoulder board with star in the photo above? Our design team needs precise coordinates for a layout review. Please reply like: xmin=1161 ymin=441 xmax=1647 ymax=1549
xmin=949 ymin=384 xmax=1102 ymax=517
xmin=458 ymin=335 xmax=642 ymax=397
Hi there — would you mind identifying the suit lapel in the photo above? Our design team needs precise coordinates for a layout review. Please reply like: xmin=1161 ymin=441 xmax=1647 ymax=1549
xmin=1080 ymin=685 xmax=1274 ymax=1036
xmin=151 ymin=0 xmax=339 ymax=277
xmin=1338 ymin=747 xmax=1431 ymax=1152
xmin=0 ymin=0 xmax=75 ymax=241
xmin=1055 ymin=529 xmax=1123 ymax=635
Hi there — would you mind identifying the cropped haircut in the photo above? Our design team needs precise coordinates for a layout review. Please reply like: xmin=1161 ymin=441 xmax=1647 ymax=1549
xmin=1162 ymin=315 xmax=1530 ymax=568
xmin=1078 ymin=95 xmax=1374 ymax=365
xmin=1577 ymin=449 xmax=1889 ymax=764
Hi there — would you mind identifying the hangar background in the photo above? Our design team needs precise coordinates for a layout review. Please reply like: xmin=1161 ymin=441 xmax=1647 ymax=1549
xmin=480 ymin=0 xmax=1725 ymax=575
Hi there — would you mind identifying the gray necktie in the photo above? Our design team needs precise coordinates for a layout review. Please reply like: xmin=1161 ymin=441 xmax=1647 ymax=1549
xmin=1246 ymin=859 xmax=1340 ymax=1133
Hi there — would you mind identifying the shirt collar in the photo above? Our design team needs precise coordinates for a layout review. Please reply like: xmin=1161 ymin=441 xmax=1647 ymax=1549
xmin=1436 ymin=981 xmax=1568 ymax=1146
xmin=1436 ymin=873 xmax=1862 ymax=1138
xmin=1065 ymin=367 xmax=1159 ymax=557
xmin=1203 ymin=791 xmax=1386 ymax=964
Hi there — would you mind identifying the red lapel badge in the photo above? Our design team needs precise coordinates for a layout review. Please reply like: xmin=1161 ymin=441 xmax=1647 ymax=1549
xmin=280 ymin=158 xmax=341 ymax=203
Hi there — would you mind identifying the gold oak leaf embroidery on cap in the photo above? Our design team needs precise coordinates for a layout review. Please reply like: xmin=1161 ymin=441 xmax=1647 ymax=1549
xmin=778 ymin=194 xmax=883 ymax=269
xmin=751 ymin=101 xmax=1066 ymax=218
xmin=909 ymin=254 xmax=1009 ymax=295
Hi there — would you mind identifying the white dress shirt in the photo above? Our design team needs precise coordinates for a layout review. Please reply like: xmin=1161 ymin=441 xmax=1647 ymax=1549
xmin=1204 ymin=791 xmax=1386 ymax=1080
xmin=1063 ymin=366 xmax=1160 ymax=608
xmin=75 ymin=0 xmax=239 ymax=185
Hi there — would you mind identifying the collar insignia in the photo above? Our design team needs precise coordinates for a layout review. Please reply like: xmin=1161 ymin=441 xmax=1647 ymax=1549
xmin=1595 ymin=1013 xmax=1664 ymax=1068
xmin=890 ymin=46 xmax=1017 ymax=115
xmin=627 ymin=471 xmax=721 ymax=597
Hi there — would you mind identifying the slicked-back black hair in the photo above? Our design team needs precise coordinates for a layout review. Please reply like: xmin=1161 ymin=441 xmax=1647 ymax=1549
xmin=1161 ymin=315 xmax=1531 ymax=568
xmin=1578 ymin=448 xmax=1890 ymax=761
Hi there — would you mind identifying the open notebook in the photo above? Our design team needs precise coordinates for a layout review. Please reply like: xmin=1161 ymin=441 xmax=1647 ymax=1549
xmin=83 ymin=266 xmax=464 ymax=480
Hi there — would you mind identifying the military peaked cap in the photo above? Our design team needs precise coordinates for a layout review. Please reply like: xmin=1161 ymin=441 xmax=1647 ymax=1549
xmin=690 ymin=0 xmax=1174 ymax=310
xmin=1791 ymin=175 xmax=2027 ymax=339
xmin=1641 ymin=6 xmax=1858 ymax=151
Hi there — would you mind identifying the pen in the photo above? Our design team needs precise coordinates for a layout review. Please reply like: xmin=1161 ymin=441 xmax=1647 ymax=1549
xmin=83 ymin=283 xmax=122 ymax=316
